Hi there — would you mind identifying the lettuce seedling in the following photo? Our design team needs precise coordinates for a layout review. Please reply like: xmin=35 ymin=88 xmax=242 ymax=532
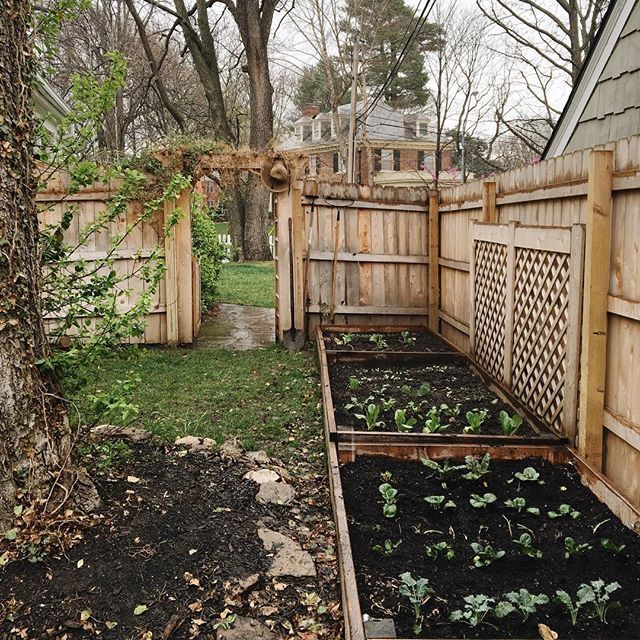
xmin=450 ymin=594 xmax=513 ymax=628
xmin=461 ymin=453 xmax=491 ymax=479
xmin=499 ymin=410 xmax=524 ymax=435
xmin=372 ymin=539 xmax=402 ymax=556
xmin=423 ymin=407 xmax=448 ymax=433
xmin=440 ymin=403 xmax=461 ymax=419
xmin=547 ymin=503 xmax=580 ymax=519
xmin=369 ymin=333 xmax=389 ymax=350
xmin=470 ymin=493 xmax=497 ymax=508
xmin=379 ymin=483 xmax=398 ymax=518
xmin=504 ymin=497 xmax=540 ymax=515
xmin=464 ymin=409 xmax=488 ymax=434
xmin=425 ymin=540 xmax=455 ymax=560
xmin=513 ymin=466 xmax=543 ymax=483
xmin=398 ymin=572 xmax=433 ymax=635
xmin=471 ymin=542 xmax=505 ymax=567
xmin=348 ymin=376 xmax=360 ymax=391
xmin=504 ymin=589 xmax=549 ymax=621
xmin=395 ymin=409 xmax=417 ymax=433
xmin=601 ymin=538 xmax=626 ymax=554
xmin=424 ymin=495 xmax=456 ymax=510
xmin=355 ymin=404 xmax=385 ymax=430
xmin=334 ymin=333 xmax=355 ymax=346
xmin=512 ymin=533 xmax=542 ymax=559
xmin=380 ymin=398 xmax=396 ymax=411
xmin=564 ymin=537 xmax=592 ymax=559
xmin=400 ymin=331 xmax=417 ymax=346
xmin=417 ymin=382 xmax=431 ymax=397
xmin=578 ymin=579 xmax=621 ymax=623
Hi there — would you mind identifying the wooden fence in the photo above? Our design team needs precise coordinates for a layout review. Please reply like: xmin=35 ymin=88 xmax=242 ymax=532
xmin=38 ymin=173 xmax=197 ymax=345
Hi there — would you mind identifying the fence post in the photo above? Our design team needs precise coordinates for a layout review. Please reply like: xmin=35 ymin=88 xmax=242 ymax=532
xmin=482 ymin=180 xmax=497 ymax=223
xmin=428 ymin=189 xmax=440 ymax=333
xmin=175 ymin=188 xmax=193 ymax=344
xmin=578 ymin=149 xmax=613 ymax=469
xmin=163 ymin=197 xmax=179 ymax=346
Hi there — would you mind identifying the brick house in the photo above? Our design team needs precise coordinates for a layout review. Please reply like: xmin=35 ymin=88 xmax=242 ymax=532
xmin=194 ymin=175 xmax=219 ymax=209
xmin=281 ymin=102 xmax=458 ymax=187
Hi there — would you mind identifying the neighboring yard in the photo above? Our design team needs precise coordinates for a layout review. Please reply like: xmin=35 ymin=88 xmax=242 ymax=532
xmin=216 ymin=261 xmax=275 ymax=308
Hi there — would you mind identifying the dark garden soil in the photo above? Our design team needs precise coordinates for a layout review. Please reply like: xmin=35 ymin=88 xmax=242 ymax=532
xmin=330 ymin=362 xmax=537 ymax=437
xmin=341 ymin=455 xmax=640 ymax=639
xmin=324 ymin=331 xmax=450 ymax=353
xmin=0 ymin=443 xmax=341 ymax=640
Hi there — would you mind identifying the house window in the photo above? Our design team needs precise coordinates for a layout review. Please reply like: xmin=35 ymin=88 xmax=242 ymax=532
xmin=312 ymin=121 xmax=322 ymax=142
xmin=374 ymin=148 xmax=382 ymax=172
xmin=309 ymin=155 xmax=319 ymax=175
xmin=416 ymin=121 xmax=428 ymax=137
xmin=393 ymin=149 xmax=401 ymax=171
xmin=332 ymin=153 xmax=345 ymax=173
xmin=381 ymin=149 xmax=393 ymax=171
xmin=295 ymin=125 xmax=303 ymax=142
xmin=418 ymin=151 xmax=435 ymax=171
xmin=418 ymin=150 xmax=425 ymax=170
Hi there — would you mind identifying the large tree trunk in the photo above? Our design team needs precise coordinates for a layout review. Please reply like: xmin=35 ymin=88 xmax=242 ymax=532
xmin=0 ymin=0 xmax=85 ymax=529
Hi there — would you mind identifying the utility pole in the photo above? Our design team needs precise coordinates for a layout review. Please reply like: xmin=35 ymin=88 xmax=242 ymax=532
xmin=346 ymin=34 xmax=359 ymax=184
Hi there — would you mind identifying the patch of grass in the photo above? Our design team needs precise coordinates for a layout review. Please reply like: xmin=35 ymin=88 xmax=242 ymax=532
xmin=68 ymin=345 xmax=323 ymax=461
xmin=217 ymin=261 xmax=275 ymax=308
xmin=214 ymin=221 xmax=229 ymax=235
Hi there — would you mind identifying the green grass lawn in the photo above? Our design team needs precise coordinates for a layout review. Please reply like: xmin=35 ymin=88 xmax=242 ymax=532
xmin=216 ymin=261 xmax=275 ymax=308
xmin=69 ymin=345 xmax=323 ymax=461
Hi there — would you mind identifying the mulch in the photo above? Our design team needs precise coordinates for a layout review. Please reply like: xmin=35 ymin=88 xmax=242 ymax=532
xmin=0 ymin=443 xmax=342 ymax=640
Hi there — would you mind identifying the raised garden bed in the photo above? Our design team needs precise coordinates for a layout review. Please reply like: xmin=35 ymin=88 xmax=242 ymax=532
xmin=326 ymin=443 xmax=640 ymax=640
xmin=322 ymin=327 xmax=451 ymax=354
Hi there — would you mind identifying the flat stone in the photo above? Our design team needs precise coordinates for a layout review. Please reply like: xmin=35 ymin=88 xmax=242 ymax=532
xmin=174 ymin=435 xmax=215 ymax=452
xmin=256 ymin=481 xmax=296 ymax=506
xmin=364 ymin=618 xmax=397 ymax=638
xmin=215 ymin=615 xmax=275 ymax=640
xmin=257 ymin=528 xmax=316 ymax=577
xmin=246 ymin=450 xmax=270 ymax=465
xmin=224 ymin=573 xmax=260 ymax=606
xmin=220 ymin=438 xmax=244 ymax=460
xmin=243 ymin=469 xmax=279 ymax=484
xmin=91 ymin=424 xmax=151 ymax=443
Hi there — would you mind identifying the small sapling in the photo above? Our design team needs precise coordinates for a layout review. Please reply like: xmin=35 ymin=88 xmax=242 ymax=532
xmin=395 ymin=409 xmax=417 ymax=432
xmin=450 ymin=594 xmax=513 ymax=628
xmin=461 ymin=453 xmax=491 ymax=480
xmin=424 ymin=495 xmax=456 ymax=510
xmin=601 ymin=538 xmax=626 ymax=554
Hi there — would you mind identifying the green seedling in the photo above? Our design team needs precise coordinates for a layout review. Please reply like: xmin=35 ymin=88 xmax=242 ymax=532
xmin=400 ymin=384 xmax=412 ymax=396
xmin=398 ymin=572 xmax=433 ymax=635
xmin=564 ymin=537 xmax=592 ymax=559
xmin=394 ymin=409 xmax=417 ymax=433
xmin=504 ymin=497 xmax=539 ymax=515
xmin=420 ymin=458 xmax=463 ymax=481
xmin=344 ymin=396 xmax=365 ymax=412
xmin=554 ymin=589 xmax=590 ymax=626
xmin=461 ymin=453 xmax=491 ymax=480
xmin=380 ymin=470 xmax=393 ymax=482
xmin=348 ymin=376 xmax=360 ymax=391
xmin=423 ymin=407 xmax=448 ymax=434
xmin=355 ymin=404 xmax=385 ymax=430
xmin=425 ymin=540 xmax=455 ymax=560
xmin=504 ymin=589 xmax=549 ymax=621
xmin=499 ymin=410 xmax=524 ymax=436
xmin=380 ymin=398 xmax=396 ymax=411
xmin=440 ymin=403 xmax=461 ymax=420
xmin=601 ymin=538 xmax=626 ymax=554
xmin=513 ymin=533 xmax=542 ymax=559
xmin=548 ymin=503 xmax=580 ymax=519
xmin=578 ymin=579 xmax=621 ymax=623
xmin=379 ymin=483 xmax=398 ymax=518
xmin=369 ymin=334 xmax=389 ymax=350
xmin=513 ymin=466 xmax=543 ymax=483
xmin=417 ymin=382 xmax=431 ymax=397
xmin=470 ymin=493 xmax=497 ymax=508
xmin=372 ymin=539 xmax=402 ymax=556
xmin=424 ymin=495 xmax=456 ymax=510
xmin=334 ymin=333 xmax=354 ymax=346
xmin=471 ymin=542 xmax=505 ymax=567
xmin=464 ymin=409 xmax=488 ymax=434
xmin=400 ymin=331 xmax=417 ymax=346
xmin=450 ymin=594 xmax=513 ymax=628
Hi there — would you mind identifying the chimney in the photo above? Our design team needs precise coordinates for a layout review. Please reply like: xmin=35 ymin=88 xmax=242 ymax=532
xmin=302 ymin=104 xmax=320 ymax=118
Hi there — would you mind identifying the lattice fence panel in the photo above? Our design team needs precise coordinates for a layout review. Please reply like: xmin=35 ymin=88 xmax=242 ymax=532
xmin=512 ymin=248 xmax=571 ymax=433
xmin=474 ymin=241 xmax=507 ymax=380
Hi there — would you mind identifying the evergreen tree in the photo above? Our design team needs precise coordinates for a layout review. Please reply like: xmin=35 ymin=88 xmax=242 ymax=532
xmin=294 ymin=60 xmax=348 ymax=113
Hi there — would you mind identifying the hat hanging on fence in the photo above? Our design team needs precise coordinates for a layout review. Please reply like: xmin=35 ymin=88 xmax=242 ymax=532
xmin=260 ymin=156 xmax=290 ymax=192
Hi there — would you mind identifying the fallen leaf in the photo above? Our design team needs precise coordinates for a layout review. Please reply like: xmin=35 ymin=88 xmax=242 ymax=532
xmin=80 ymin=609 xmax=92 ymax=621
xmin=188 ymin=602 xmax=202 ymax=612
xmin=0 ymin=552 xmax=9 ymax=566
xmin=105 ymin=621 xmax=117 ymax=630
xmin=4 ymin=528 xmax=17 ymax=541
xmin=133 ymin=604 xmax=148 ymax=616
xmin=77 ymin=559 xmax=84 ymax=568
xmin=538 ymin=624 xmax=558 ymax=640
xmin=127 ymin=476 xmax=140 ymax=484
xmin=274 ymin=581 xmax=288 ymax=591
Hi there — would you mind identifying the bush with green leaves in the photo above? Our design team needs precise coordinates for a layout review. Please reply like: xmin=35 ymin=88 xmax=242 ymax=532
xmin=450 ymin=594 xmax=513 ymax=628
xmin=504 ymin=589 xmax=549 ymax=621
xmin=398 ymin=572 xmax=433 ymax=635
xmin=379 ymin=483 xmax=398 ymax=518
xmin=471 ymin=542 xmax=505 ymax=567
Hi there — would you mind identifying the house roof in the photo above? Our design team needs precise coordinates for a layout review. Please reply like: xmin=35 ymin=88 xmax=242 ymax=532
xmin=34 ymin=77 xmax=70 ymax=122
xmin=543 ymin=0 xmax=638 ymax=157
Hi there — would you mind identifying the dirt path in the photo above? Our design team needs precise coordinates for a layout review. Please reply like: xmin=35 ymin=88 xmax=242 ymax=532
xmin=196 ymin=304 xmax=275 ymax=350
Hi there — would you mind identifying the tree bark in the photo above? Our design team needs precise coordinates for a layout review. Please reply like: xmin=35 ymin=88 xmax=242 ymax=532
xmin=0 ymin=0 xmax=86 ymax=528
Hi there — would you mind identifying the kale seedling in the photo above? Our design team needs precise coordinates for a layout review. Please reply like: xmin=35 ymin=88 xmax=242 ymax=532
xmin=547 ymin=503 xmax=580 ymax=519
xmin=601 ymin=538 xmax=626 ymax=554
xmin=372 ymin=539 xmax=402 ymax=556
xmin=564 ymin=537 xmax=592 ymax=559
xmin=400 ymin=330 xmax=417 ymax=346
xmin=424 ymin=495 xmax=456 ymax=510
xmin=369 ymin=333 xmax=389 ymax=350
xmin=555 ymin=587 xmax=595 ymax=626
xmin=469 ymin=493 xmax=497 ymax=508
xmin=425 ymin=540 xmax=455 ymax=560
xmin=379 ymin=483 xmax=398 ymax=518
xmin=504 ymin=497 xmax=540 ymax=515
xmin=499 ymin=410 xmax=524 ymax=435
xmin=464 ymin=409 xmax=488 ymax=434
xmin=450 ymin=594 xmax=513 ymax=628
xmin=461 ymin=453 xmax=491 ymax=480
xmin=512 ymin=533 xmax=542 ymax=559
xmin=398 ymin=572 xmax=433 ymax=635
xmin=420 ymin=458 xmax=463 ymax=481
xmin=578 ymin=579 xmax=621 ymax=623
xmin=504 ymin=589 xmax=549 ymax=621
xmin=395 ymin=409 xmax=417 ymax=433
xmin=355 ymin=404 xmax=385 ymax=430
xmin=471 ymin=542 xmax=505 ymax=567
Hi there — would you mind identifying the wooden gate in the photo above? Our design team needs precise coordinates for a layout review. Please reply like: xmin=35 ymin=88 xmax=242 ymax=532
xmin=470 ymin=222 xmax=585 ymax=440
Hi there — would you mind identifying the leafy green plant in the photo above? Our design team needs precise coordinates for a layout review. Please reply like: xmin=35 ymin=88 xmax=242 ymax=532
xmin=86 ymin=376 xmax=141 ymax=425
xmin=80 ymin=439 xmax=133 ymax=472
xmin=369 ymin=334 xmax=389 ymax=350
xmin=578 ymin=579 xmax=621 ymax=623
xmin=469 ymin=493 xmax=497 ymax=508
xmin=423 ymin=407 xmax=448 ymax=433
xmin=513 ymin=466 xmax=543 ymax=483
xmin=512 ymin=533 xmax=542 ymax=559
xmin=420 ymin=458 xmax=463 ymax=480
xmin=380 ymin=471 xmax=393 ymax=482
xmin=601 ymin=538 xmax=626 ymax=554
xmin=379 ymin=483 xmax=398 ymax=518
xmin=212 ymin=613 xmax=237 ymax=630
xmin=348 ymin=376 xmax=360 ymax=391
xmin=372 ymin=539 xmax=402 ymax=556
xmin=355 ymin=404 xmax=385 ymax=430
xmin=504 ymin=589 xmax=549 ymax=621
xmin=471 ymin=542 xmax=505 ymax=567
xmin=400 ymin=331 xmax=417 ymax=346
xmin=498 ymin=410 xmax=524 ymax=436
xmin=334 ymin=333 xmax=355 ymax=346
xmin=555 ymin=586 xmax=597 ymax=626
xmin=399 ymin=572 xmax=433 ymax=635
xmin=380 ymin=397 xmax=396 ymax=411
xmin=564 ymin=537 xmax=592 ymax=559
xmin=417 ymin=382 xmax=431 ymax=397
xmin=548 ymin=503 xmax=580 ymax=519
xmin=425 ymin=540 xmax=455 ymax=560
xmin=394 ymin=409 xmax=417 ymax=432
xmin=424 ymin=495 xmax=456 ymax=510
xmin=461 ymin=453 xmax=491 ymax=479
xmin=504 ymin=497 xmax=540 ymax=515
xmin=464 ymin=409 xmax=488 ymax=434
xmin=450 ymin=595 xmax=513 ymax=628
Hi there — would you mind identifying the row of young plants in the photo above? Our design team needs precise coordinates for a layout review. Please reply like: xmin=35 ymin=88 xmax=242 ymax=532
xmin=332 ymin=331 xmax=418 ymax=350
